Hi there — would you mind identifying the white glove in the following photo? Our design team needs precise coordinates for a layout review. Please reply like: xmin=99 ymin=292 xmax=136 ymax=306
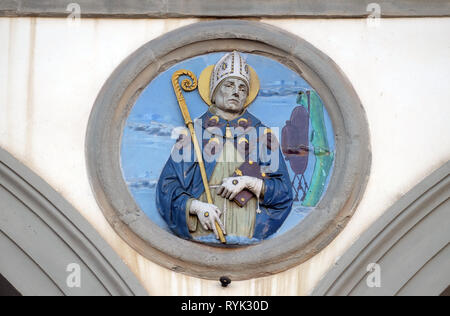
xmin=189 ymin=200 xmax=226 ymax=239
xmin=217 ymin=176 xmax=264 ymax=201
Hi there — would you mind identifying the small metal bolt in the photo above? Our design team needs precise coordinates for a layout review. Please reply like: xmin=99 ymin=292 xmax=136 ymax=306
xmin=220 ymin=276 xmax=231 ymax=288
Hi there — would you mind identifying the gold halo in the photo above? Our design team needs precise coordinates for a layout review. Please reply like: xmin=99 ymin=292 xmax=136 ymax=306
xmin=198 ymin=65 xmax=260 ymax=107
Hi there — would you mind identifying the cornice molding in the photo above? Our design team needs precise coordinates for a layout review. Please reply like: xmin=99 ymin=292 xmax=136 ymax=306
xmin=1 ymin=0 xmax=450 ymax=18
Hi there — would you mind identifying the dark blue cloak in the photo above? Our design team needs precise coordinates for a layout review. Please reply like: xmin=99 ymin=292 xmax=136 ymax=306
xmin=156 ymin=110 xmax=293 ymax=241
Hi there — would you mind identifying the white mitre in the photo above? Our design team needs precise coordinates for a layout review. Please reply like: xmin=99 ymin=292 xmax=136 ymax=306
xmin=210 ymin=51 xmax=251 ymax=103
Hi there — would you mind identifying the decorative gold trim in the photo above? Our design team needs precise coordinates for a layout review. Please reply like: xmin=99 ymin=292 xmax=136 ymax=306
xmin=238 ymin=137 xmax=249 ymax=145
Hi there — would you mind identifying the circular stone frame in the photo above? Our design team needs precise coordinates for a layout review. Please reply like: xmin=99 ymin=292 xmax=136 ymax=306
xmin=86 ymin=20 xmax=371 ymax=280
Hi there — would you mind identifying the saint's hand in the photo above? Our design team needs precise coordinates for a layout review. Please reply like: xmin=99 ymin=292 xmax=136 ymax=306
xmin=218 ymin=176 xmax=264 ymax=201
xmin=189 ymin=200 xmax=226 ymax=239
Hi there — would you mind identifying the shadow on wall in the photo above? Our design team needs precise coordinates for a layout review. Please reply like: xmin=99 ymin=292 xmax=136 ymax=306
xmin=441 ymin=286 xmax=450 ymax=296
xmin=0 ymin=274 xmax=21 ymax=296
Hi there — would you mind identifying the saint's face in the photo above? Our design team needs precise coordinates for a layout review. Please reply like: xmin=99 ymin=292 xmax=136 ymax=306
xmin=213 ymin=78 xmax=249 ymax=114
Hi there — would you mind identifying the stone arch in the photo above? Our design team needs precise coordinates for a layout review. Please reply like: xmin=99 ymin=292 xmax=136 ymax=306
xmin=0 ymin=148 xmax=147 ymax=296
xmin=312 ymin=161 xmax=450 ymax=296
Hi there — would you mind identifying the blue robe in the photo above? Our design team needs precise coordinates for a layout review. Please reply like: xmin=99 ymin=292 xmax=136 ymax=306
xmin=156 ymin=109 xmax=293 ymax=241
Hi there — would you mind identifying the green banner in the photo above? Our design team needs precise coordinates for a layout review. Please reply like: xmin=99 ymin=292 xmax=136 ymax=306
xmin=300 ymin=91 xmax=334 ymax=207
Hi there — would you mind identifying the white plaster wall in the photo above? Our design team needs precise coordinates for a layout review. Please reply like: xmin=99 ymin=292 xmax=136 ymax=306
xmin=0 ymin=17 xmax=449 ymax=295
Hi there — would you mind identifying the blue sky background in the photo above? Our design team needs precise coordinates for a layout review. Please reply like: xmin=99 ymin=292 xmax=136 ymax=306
xmin=120 ymin=52 xmax=335 ymax=238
